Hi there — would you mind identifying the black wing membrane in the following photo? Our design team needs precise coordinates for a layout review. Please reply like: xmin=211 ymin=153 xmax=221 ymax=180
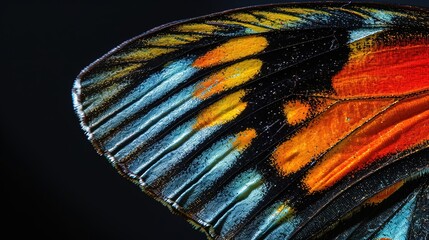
xmin=73 ymin=3 xmax=429 ymax=239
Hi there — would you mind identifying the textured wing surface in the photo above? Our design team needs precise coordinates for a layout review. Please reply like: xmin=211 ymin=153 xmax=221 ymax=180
xmin=73 ymin=3 xmax=429 ymax=239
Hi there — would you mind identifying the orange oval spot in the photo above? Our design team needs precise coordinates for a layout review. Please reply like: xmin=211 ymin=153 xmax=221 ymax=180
xmin=193 ymin=90 xmax=247 ymax=130
xmin=193 ymin=36 xmax=268 ymax=68
xmin=284 ymin=100 xmax=311 ymax=125
xmin=232 ymin=128 xmax=257 ymax=152
xmin=194 ymin=59 xmax=263 ymax=99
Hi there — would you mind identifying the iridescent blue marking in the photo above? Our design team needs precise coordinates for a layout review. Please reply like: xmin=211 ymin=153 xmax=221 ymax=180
xmin=162 ymin=134 xmax=247 ymax=203
xmin=127 ymin=120 xmax=222 ymax=176
xmin=348 ymin=28 xmax=383 ymax=43
xmin=374 ymin=191 xmax=418 ymax=240
xmin=364 ymin=10 xmax=394 ymax=24
xmin=214 ymin=182 xmax=269 ymax=237
xmin=371 ymin=10 xmax=394 ymax=23
xmin=104 ymin=86 xmax=199 ymax=152
xmin=194 ymin=169 xmax=268 ymax=236
xmin=91 ymin=58 xmax=198 ymax=136
xmin=196 ymin=169 xmax=265 ymax=222
xmin=241 ymin=201 xmax=294 ymax=240
xmin=264 ymin=214 xmax=302 ymax=240
xmin=289 ymin=10 xmax=329 ymax=27
xmin=139 ymin=124 xmax=224 ymax=183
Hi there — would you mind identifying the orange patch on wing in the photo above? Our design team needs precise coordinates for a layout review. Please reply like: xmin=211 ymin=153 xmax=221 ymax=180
xmin=284 ymin=100 xmax=311 ymax=125
xmin=193 ymin=36 xmax=268 ymax=68
xmin=366 ymin=180 xmax=404 ymax=205
xmin=333 ymin=40 xmax=429 ymax=98
xmin=232 ymin=129 xmax=257 ymax=152
xmin=304 ymin=93 xmax=429 ymax=193
xmin=193 ymin=90 xmax=247 ymax=130
xmin=194 ymin=59 xmax=263 ymax=99
xmin=272 ymin=99 xmax=394 ymax=175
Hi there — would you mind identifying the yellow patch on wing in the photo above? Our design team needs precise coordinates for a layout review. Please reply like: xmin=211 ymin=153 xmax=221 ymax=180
xmin=252 ymin=11 xmax=301 ymax=28
xmin=216 ymin=19 xmax=271 ymax=33
xmin=173 ymin=34 xmax=205 ymax=42
xmin=194 ymin=59 xmax=263 ymax=99
xmin=232 ymin=128 xmax=257 ymax=152
xmin=284 ymin=100 xmax=311 ymax=125
xmin=277 ymin=7 xmax=328 ymax=15
xmin=104 ymin=64 xmax=141 ymax=79
xmin=86 ymin=64 xmax=142 ymax=91
xmin=175 ymin=23 xmax=219 ymax=34
xmin=193 ymin=36 xmax=268 ymax=68
xmin=193 ymin=90 xmax=247 ymax=130
xmin=273 ymin=202 xmax=295 ymax=220
xmin=114 ymin=48 xmax=175 ymax=61
xmin=229 ymin=13 xmax=260 ymax=23
xmin=348 ymin=32 xmax=380 ymax=60
xmin=145 ymin=34 xmax=199 ymax=46
xmin=271 ymin=99 xmax=394 ymax=175
xmin=365 ymin=181 xmax=404 ymax=205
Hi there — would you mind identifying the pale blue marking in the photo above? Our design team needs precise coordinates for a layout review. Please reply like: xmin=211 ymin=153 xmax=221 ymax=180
xmin=348 ymin=28 xmax=383 ymax=43
xmin=214 ymin=181 xmax=269 ymax=237
xmin=112 ymin=104 xmax=198 ymax=162
xmin=364 ymin=10 xmax=394 ymax=25
xmin=370 ymin=10 xmax=394 ymax=23
xmin=174 ymin=147 xmax=244 ymax=208
xmin=139 ymin=123 xmax=223 ymax=184
xmin=374 ymin=192 xmax=417 ymax=240
xmin=127 ymin=120 xmax=222 ymax=176
xmin=126 ymin=120 xmax=192 ymax=174
xmin=196 ymin=169 xmax=266 ymax=224
xmin=101 ymin=85 xmax=199 ymax=152
xmin=91 ymin=57 xmax=198 ymax=134
xmin=246 ymin=201 xmax=294 ymax=240
xmin=300 ymin=13 xmax=330 ymax=26
xmin=264 ymin=215 xmax=302 ymax=240
xmin=163 ymin=134 xmax=249 ymax=207
xmin=244 ymin=28 xmax=259 ymax=34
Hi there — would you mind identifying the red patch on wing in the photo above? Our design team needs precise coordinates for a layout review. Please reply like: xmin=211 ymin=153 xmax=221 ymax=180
xmin=332 ymin=40 xmax=429 ymax=98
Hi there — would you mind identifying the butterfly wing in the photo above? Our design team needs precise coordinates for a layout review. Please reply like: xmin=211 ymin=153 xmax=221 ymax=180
xmin=73 ymin=3 xmax=429 ymax=239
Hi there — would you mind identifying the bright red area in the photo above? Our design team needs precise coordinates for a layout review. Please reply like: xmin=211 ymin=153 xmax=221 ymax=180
xmin=333 ymin=41 xmax=429 ymax=98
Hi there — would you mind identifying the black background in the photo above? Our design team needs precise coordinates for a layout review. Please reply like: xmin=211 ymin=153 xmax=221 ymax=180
xmin=2 ymin=1 xmax=428 ymax=239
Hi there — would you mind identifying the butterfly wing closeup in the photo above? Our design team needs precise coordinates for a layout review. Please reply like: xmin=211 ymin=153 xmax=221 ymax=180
xmin=72 ymin=3 xmax=429 ymax=239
